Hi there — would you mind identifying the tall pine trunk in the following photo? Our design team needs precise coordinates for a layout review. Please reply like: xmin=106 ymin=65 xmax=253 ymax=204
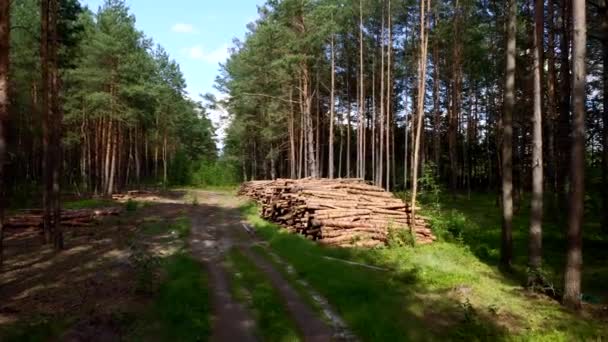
xmin=41 ymin=0 xmax=53 ymax=244
xmin=49 ymin=0 xmax=63 ymax=250
xmin=601 ymin=2 xmax=608 ymax=232
xmin=329 ymin=35 xmax=336 ymax=179
xmin=358 ymin=0 xmax=365 ymax=180
xmin=411 ymin=0 xmax=430 ymax=229
xmin=546 ymin=0 xmax=558 ymax=195
xmin=557 ymin=0 xmax=572 ymax=209
xmin=563 ymin=0 xmax=586 ymax=310
xmin=528 ymin=0 xmax=544 ymax=276
xmin=501 ymin=0 xmax=517 ymax=268
xmin=385 ymin=0 xmax=392 ymax=190
xmin=0 ymin=0 xmax=9 ymax=265
xmin=379 ymin=5 xmax=385 ymax=187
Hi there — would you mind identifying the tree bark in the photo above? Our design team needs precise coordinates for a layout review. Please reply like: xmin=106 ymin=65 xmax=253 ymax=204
xmin=411 ymin=0 xmax=430 ymax=230
xmin=501 ymin=0 xmax=517 ymax=269
xmin=329 ymin=35 xmax=336 ymax=179
xmin=385 ymin=0 xmax=392 ymax=190
xmin=50 ymin=0 xmax=63 ymax=250
xmin=0 ymin=0 xmax=9 ymax=265
xmin=557 ymin=0 xmax=572 ymax=209
xmin=449 ymin=0 xmax=462 ymax=193
xmin=563 ymin=0 xmax=586 ymax=310
xmin=358 ymin=0 xmax=365 ymax=180
xmin=528 ymin=0 xmax=544 ymax=276
xmin=601 ymin=2 xmax=608 ymax=232
xmin=379 ymin=4 xmax=385 ymax=187
xmin=303 ymin=68 xmax=317 ymax=178
xmin=433 ymin=33 xmax=440 ymax=176
xmin=41 ymin=0 xmax=53 ymax=244
xmin=546 ymin=0 xmax=558 ymax=194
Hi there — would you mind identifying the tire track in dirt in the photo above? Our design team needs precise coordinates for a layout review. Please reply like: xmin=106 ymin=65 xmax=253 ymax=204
xmin=187 ymin=190 xmax=342 ymax=342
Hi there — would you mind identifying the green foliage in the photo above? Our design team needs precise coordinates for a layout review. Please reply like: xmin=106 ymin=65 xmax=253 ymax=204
xmin=419 ymin=162 xmax=443 ymax=209
xmin=168 ymin=150 xmax=193 ymax=186
xmin=191 ymin=159 xmax=240 ymax=188
xmin=427 ymin=209 xmax=467 ymax=242
xmin=227 ymin=249 xmax=301 ymax=341
xmin=132 ymin=254 xmax=210 ymax=342
xmin=387 ymin=226 xmax=416 ymax=248
xmin=125 ymin=199 xmax=138 ymax=212
xmin=129 ymin=242 xmax=162 ymax=293
xmin=153 ymin=254 xmax=210 ymax=341
xmin=63 ymin=198 xmax=116 ymax=209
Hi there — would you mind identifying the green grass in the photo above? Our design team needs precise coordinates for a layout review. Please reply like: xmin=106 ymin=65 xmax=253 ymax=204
xmin=63 ymin=198 xmax=116 ymax=209
xmin=413 ymin=191 xmax=608 ymax=298
xmin=226 ymin=248 xmax=301 ymax=342
xmin=140 ymin=217 xmax=191 ymax=240
xmin=133 ymin=253 xmax=211 ymax=342
xmin=240 ymin=201 xmax=608 ymax=341
xmin=129 ymin=215 xmax=210 ymax=342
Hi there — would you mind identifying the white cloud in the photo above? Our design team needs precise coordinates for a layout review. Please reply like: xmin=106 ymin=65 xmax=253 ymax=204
xmin=184 ymin=44 xmax=230 ymax=64
xmin=171 ymin=23 xmax=198 ymax=34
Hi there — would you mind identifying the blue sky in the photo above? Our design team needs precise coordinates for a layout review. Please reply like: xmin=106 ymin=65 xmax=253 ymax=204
xmin=80 ymin=0 xmax=265 ymax=143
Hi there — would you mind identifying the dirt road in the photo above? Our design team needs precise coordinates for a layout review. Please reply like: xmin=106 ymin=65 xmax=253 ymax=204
xmin=187 ymin=190 xmax=343 ymax=342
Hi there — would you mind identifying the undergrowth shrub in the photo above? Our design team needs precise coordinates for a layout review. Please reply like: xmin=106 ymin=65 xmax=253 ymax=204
xmin=387 ymin=226 xmax=416 ymax=248
xmin=125 ymin=199 xmax=138 ymax=212
xmin=191 ymin=159 xmax=239 ymax=187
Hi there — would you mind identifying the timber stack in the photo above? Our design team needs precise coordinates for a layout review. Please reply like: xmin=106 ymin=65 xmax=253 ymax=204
xmin=239 ymin=178 xmax=436 ymax=247
xmin=5 ymin=207 xmax=122 ymax=229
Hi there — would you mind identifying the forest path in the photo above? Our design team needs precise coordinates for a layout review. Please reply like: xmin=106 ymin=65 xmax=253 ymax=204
xmin=187 ymin=190 xmax=335 ymax=342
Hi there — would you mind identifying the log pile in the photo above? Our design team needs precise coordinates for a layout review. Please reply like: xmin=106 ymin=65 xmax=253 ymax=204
xmin=5 ymin=207 xmax=122 ymax=229
xmin=239 ymin=178 xmax=436 ymax=247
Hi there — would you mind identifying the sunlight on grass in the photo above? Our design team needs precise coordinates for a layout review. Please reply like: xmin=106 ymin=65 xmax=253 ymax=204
xmin=226 ymin=249 xmax=301 ymax=342
xmin=63 ymin=198 xmax=116 ymax=209
xmin=240 ymin=201 xmax=607 ymax=341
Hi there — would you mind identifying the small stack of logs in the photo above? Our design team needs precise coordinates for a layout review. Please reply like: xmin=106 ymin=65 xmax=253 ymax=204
xmin=239 ymin=178 xmax=436 ymax=248
xmin=5 ymin=207 xmax=122 ymax=229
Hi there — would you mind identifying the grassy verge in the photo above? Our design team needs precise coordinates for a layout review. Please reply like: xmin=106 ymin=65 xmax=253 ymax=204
xmin=249 ymin=245 xmax=326 ymax=320
xmin=63 ymin=198 xmax=117 ymax=209
xmin=226 ymin=248 xmax=301 ymax=342
xmin=129 ymin=215 xmax=211 ymax=341
xmin=241 ymin=201 xmax=607 ymax=341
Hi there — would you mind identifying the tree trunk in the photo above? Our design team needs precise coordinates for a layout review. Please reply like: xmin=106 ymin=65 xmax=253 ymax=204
xmin=563 ymin=0 xmax=586 ymax=310
xmin=501 ymin=0 xmax=517 ymax=269
xmin=49 ymin=0 xmax=63 ymax=250
xmin=0 ymin=0 xmax=9 ymax=264
xmin=289 ymin=87 xmax=297 ymax=179
xmin=411 ymin=0 xmax=430 ymax=230
xmin=358 ymin=0 xmax=365 ymax=180
xmin=433 ymin=34 xmax=440 ymax=176
xmin=557 ymin=0 xmax=572 ymax=209
xmin=385 ymin=0 xmax=392 ymax=190
xmin=41 ymin=0 xmax=53 ymax=244
xmin=379 ymin=5 xmax=385 ymax=187
xmin=601 ymin=2 xmax=608 ymax=232
xmin=449 ymin=0 xmax=462 ymax=193
xmin=107 ymin=125 xmax=117 ymax=195
xmin=347 ymin=73 xmax=351 ymax=177
xmin=528 ymin=0 xmax=544 ymax=276
xmin=546 ymin=0 xmax=557 ymax=195
xmin=163 ymin=130 xmax=168 ymax=185
xmin=303 ymin=68 xmax=317 ymax=178
xmin=329 ymin=35 xmax=336 ymax=179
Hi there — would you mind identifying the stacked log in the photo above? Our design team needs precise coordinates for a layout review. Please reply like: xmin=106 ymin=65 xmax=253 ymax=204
xmin=239 ymin=178 xmax=436 ymax=248
xmin=5 ymin=207 xmax=122 ymax=229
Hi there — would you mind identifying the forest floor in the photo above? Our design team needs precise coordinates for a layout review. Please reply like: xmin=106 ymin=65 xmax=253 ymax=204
xmin=0 ymin=188 xmax=607 ymax=341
